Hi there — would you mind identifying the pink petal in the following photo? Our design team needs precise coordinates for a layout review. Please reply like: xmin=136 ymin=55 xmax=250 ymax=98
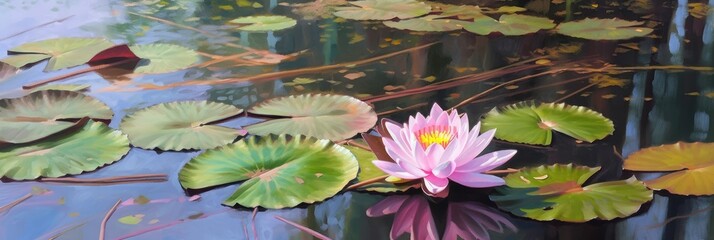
xmin=385 ymin=121 xmax=405 ymax=143
xmin=366 ymin=195 xmax=410 ymax=217
xmin=434 ymin=111 xmax=450 ymax=126
xmin=424 ymin=144 xmax=445 ymax=170
xmin=455 ymin=129 xmax=495 ymax=167
xmin=449 ymin=172 xmax=505 ymax=188
xmin=372 ymin=160 xmax=423 ymax=179
xmin=422 ymin=175 xmax=449 ymax=195
xmin=432 ymin=161 xmax=455 ymax=178
xmin=429 ymin=103 xmax=444 ymax=119
xmin=383 ymin=138 xmax=413 ymax=163
xmin=454 ymin=150 xmax=517 ymax=173
xmin=414 ymin=113 xmax=428 ymax=130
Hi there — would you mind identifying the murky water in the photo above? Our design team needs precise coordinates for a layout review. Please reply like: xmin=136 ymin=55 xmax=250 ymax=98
xmin=1 ymin=0 xmax=713 ymax=239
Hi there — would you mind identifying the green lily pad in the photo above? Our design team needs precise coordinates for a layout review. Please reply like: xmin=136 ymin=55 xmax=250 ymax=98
xmin=120 ymin=101 xmax=243 ymax=151
xmin=490 ymin=164 xmax=653 ymax=222
xmin=178 ymin=134 xmax=359 ymax=209
xmin=0 ymin=119 xmax=130 ymax=180
xmin=624 ymin=142 xmax=714 ymax=196
xmin=333 ymin=0 xmax=431 ymax=20
xmin=30 ymin=84 xmax=91 ymax=93
xmin=430 ymin=3 xmax=484 ymax=20
xmin=229 ymin=16 xmax=297 ymax=32
xmin=344 ymin=144 xmax=418 ymax=193
xmin=245 ymin=94 xmax=377 ymax=141
xmin=383 ymin=16 xmax=469 ymax=32
xmin=464 ymin=14 xmax=556 ymax=36
xmin=6 ymin=37 xmax=114 ymax=71
xmin=129 ymin=44 xmax=199 ymax=74
xmin=556 ymin=18 xmax=654 ymax=40
xmin=0 ymin=90 xmax=113 ymax=144
xmin=0 ymin=54 xmax=50 ymax=68
xmin=481 ymin=102 xmax=614 ymax=145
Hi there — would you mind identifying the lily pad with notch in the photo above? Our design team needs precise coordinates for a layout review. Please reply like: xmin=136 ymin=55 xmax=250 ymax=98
xmin=383 ymin=15 xmax=470 ymax=32
xmin=119 ymin=101 xmax=243 ymax=151
xmin=481 ymin=102 xmax=614 ymax=145
xmin=556 ymin=18 xmax=654 ymax=40
xmin=624 ymin=142 xmax=714 ymax=196
xmin=464 ymin=14 xmax=556 ymax=36
xmin=0 ymin=119 xmax=130 ymax=180
xmin=245 ymin=94 xmax=378 ymax=141
xmin=229 ymin=16 xmax=297 ymax=32
xmin=333 ymin=0 xmax=431 ymax=20
xmin=490 ymin=164 xmax=652 ymax=222
xmin=2 ymin=37 xmax=114 ymax=71
xmin=0 ymin=90 xmax=113 ymax=144
xmin=178 ymin=134 xmax=359 ymax=209
xmin=128 ymin=44 xmax=200 ymax=74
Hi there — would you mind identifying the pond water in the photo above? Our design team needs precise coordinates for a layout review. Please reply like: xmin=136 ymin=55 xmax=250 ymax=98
xmin=1 ymin=0 xmax=713 ymax=239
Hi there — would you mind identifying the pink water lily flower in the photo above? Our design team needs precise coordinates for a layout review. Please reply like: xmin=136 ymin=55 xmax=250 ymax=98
xmin=372 ymin=104 xmax=516 ymax=197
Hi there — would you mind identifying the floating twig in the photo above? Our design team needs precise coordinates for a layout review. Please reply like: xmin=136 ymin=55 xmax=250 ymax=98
xmin=0 ymin=15 xmax=74 ymax=41
xmin=450 ymin=68 xmax=569 ymax=110
xmin=114 ymin=209 xmax=230 ymax=240
xmin=363 ymin=62 xmax=544 ymax=103
xmin=467 ymin=75 xmax=592 ymax=105
xmin=47 ymin=222 xmax=87 ymax=240
xmin=344 ymin=140 xmax=372 ymax=151
xmin=137 ymin=42 xmax=440 ymax=90
xmin=0 ymin=193 xmax=32 ymax=214
xmin=39 ymin=174 xmax=168 ymax=186
xmin=377 ymin=102 xmax=429 ymax=116
xmin=99 ymin=199 xmax=121 ymax=240
xmin=274 ymin=216 xmax=331 ymax=240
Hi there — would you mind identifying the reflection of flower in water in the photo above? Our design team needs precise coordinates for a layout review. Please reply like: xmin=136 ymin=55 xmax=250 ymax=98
xmin=366 ymin=195 xmax=438 ymax=240
xmin=367 ymin=195 xmax=517 ymax=240
xmin=444 ymin=202 xmax=517 ymax=240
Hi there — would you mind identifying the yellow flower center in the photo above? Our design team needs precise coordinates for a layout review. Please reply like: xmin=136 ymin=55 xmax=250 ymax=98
xmin=415 ymin=125 xmax=455 ymax=149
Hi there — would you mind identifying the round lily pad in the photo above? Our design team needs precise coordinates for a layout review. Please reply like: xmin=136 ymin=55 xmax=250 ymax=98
xmin=556 ymin=18 xmax=654 ymax=40
xmin=481 ymin=102 xmax=614 ymax=145
xmin=383 ymin=16 xmax=469 ymax=32
xmin=0 ymin=90 xmax=113 ymax=144
xmin=120 ymin=101 xmax=243 ymax=151
xmin=245 ymin=94 xmax=378 ymax=141
xmin=624 ymin=142 xmax=714 ymax=196
xmin=464 ymin=14 xmax=555 ymax=36
xmin=0 ymin=119 xmax=130 ymax=180
xmin=333 ymin=0 xmax=431 ymax=20
xmin=345 ymin=144 xmax=418 ymax=193
xmin=229 ymin=16 xmax=297 ymax=32
xmin=129 ymin=44 xmax=199 ymax=74
xmin=178 ymin=134 xmax=359 ymax=209
xmin=490 ymin=164 xmax=653 ymax=222
xmin=6 ymin=37 xmax=114 ymax=71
